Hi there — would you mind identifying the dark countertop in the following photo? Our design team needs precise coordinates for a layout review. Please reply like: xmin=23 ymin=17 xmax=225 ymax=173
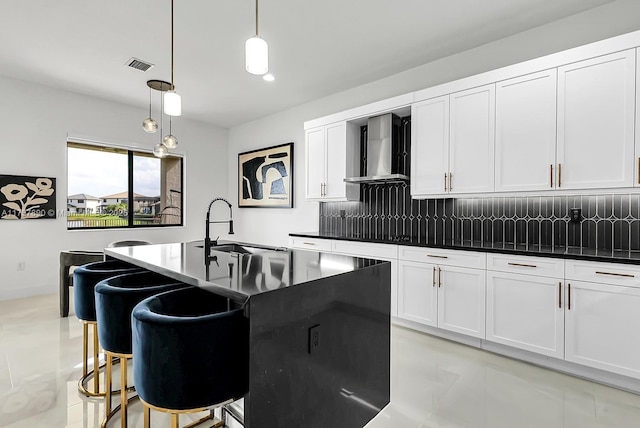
xmin=290 ymin=232 xmax=640 ymax=265
xmin=105 ymin=240 xmax=386 ymax=303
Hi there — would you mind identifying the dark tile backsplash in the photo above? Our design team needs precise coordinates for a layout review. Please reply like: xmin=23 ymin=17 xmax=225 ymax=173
xmin=319 ymin=183 xmax=640 ymax=253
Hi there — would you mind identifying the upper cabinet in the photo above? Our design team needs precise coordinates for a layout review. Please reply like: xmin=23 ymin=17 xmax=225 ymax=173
xmin=411 ymin=85 xmax=495 ymax=198
xmin=449 ymin=84 xmax=495 ymax=194
xmin=305 ymin=122 xmax=360 ymax=201
xmin=495 ymin=69 xmax=557 ymax=192
xmin=411 ymin=96 xmax=449 ymax=197
xmin=557 ymin=49 xmax=636 ymax=190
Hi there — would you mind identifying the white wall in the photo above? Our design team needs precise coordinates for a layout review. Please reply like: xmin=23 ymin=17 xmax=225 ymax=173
xmin=0 ymin=75 xmax=228 ymax=300
xmin=227 ymin=0 xmax=640 ymax=247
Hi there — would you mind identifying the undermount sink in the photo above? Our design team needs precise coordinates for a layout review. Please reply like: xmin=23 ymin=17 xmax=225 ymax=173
xmin=195 ymin=243 xmax=275 ymax=255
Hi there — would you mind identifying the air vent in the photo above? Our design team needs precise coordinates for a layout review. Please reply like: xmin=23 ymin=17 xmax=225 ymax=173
xmin=125 ymin=57 xmax=154 ymax=72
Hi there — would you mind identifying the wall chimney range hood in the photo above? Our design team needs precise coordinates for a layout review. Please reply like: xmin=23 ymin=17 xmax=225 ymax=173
xmin=344 ymin=113 xmax=409 ymax=184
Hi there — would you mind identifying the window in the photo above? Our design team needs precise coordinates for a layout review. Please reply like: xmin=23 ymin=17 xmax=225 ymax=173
xmin=67 ymin=142 xmax=183 ymax=229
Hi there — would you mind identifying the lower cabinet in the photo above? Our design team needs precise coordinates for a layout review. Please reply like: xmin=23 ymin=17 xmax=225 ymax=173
xmin=398 ymin=259 xmax=486 ymax=339
xmin=486 ymin=271 xmax=564 ymax=359
xmin=564 ymin=280 xmax=640 ymax=379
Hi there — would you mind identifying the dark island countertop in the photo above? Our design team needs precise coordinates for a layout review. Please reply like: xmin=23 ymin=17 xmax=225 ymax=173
xmin=105 ymin=240 xmax=386 ymax=303
xmin=290 ymin=232 xmax=640 ymax=265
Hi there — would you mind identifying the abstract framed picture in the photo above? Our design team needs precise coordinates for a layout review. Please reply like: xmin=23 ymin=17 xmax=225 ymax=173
xmin=0 ymin=175 xmax=57 ymax=220
xmin=238 ymin=142 xmax=293 ymax=208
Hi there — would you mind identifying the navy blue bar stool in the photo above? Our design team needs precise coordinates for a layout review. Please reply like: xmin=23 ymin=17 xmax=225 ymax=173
xmin=132 ymin=287 xmax=249 ymax=428
xmin=95 ymin=271 xmax=188 ymax=428
xmin=73 ymin=260 xmax=142 ymax=397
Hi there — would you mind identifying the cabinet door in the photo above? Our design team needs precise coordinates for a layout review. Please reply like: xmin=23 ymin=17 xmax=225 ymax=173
xmin=411 ymin=96 xmax=449 ymax=197
xmin=397 ymin=260 xmax=437 ymax=326
xmin=324 ymin=122 xmax=347 ymax=199
xmin=565 ymin=280 xmax=640 ymax=379
xmin=437 ymin=266 xmax=486 ymax=338
xmin=305 ymin=127 xmax=326 ymax=199
xmin=495 ymin=70 xmax=557 ymax=192
xmin=557 ymin=49 xmax=636 ymax=189
xmin=486 ymin=271 xmax=564 ymax=358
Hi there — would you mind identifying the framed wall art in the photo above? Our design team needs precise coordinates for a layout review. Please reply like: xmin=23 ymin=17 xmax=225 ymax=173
xmin=0 ymin=175 xmax=57 ymax=220
xmin=238 ymin=142 xmax=293 ymax=208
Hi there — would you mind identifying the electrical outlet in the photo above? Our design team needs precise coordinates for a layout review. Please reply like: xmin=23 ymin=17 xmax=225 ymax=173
xmin=340 ymin=210 xmax=346 ymax=219
xmin=17 ymin=261 xmax=25 ymax=271
xmin=570 ymin=208 xmax=582 ymax=223
xmin=308 ymin=324 xmax=320 ymax=354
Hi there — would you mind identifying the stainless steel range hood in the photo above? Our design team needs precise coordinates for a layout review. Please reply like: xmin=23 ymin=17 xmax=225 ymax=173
xmin=344 ymin=113 xmax=409 ymax=184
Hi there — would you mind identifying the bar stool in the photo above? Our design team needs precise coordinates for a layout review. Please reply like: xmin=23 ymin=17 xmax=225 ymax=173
xmin=95 ymin=271 xmax=188 ymax=428
xmin=73 ymin=260 xmax=141 ymax=397
xmin=107 ymin=240 xmax=152 ymax=248
xmin=132 ymin=287 xmax=249 ymax=428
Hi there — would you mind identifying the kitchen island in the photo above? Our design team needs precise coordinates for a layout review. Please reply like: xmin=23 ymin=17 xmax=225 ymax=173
xmin=105 ymin=240 xmax=391 ymax=428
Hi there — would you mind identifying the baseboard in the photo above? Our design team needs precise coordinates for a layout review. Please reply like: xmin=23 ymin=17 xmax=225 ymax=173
xmin=0 ymin=285 xmax=53 ymax=301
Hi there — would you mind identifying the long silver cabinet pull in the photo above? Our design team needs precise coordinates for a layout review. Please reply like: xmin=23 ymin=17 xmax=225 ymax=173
xmin=558 ymin=282 xmax=562 ymax=309
xmin=449 ymin=172 xmax=453 ymax=191
xmin=444 ymin=173 xmax=447 ymax=192
xmin=427 ymin=254 xmax=448 ymax=259
xmin=302 ymin=242 xmax=316 ymax=246
xmin=550 ymin=164 xmax=553 ymax=188
xmin=596 ymin=271 xmax=635 ymax=278
xmin=438 ymin=267 xmax=442 ymax=288
xmin=432 ymin=267 xmax=436 ymax=287
xmin=508 ymin=262 xmax=537 ymax=268
xmin=567 ymin=283 xmax=571 ymax=311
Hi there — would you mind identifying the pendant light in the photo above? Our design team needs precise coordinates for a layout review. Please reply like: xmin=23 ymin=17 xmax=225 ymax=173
xmin=154 ymin=88 xmax=169 ymax=158
xmin=245 ymin=0 xmax=268 ymax=75
xmin=142 ymin=86 xmax=158 ymax=133
xmin=164 ymin=0 xmax=182 ymax=116
xmin=163 ymin=116 xmax=178 ymax=149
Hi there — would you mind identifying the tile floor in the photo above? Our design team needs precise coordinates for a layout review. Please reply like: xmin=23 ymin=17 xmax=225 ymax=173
xmin=1 ymin=294 xmax=640 ymax=427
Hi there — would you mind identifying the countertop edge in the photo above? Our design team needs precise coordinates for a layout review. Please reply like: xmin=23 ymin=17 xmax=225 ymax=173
xmin=289 ymin=233 xmax=640 ymax=265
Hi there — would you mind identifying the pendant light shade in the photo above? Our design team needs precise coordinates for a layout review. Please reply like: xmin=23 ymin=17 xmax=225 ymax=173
xmin=142 ymin=117 xmax=158 ymax=133
xmin=163 ymin=90 xmax=182 ymax=116
xmin=163 ymin=116 xmax=178 ymax=149
xmin=153 ymin=143 xmax=169 ymax=158
xmin=245 ymin=36 xmax=268 ymax=75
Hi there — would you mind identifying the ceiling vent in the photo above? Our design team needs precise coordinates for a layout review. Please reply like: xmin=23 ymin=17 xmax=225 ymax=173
xmin=125 ymin=57 xmax=154 ymax=72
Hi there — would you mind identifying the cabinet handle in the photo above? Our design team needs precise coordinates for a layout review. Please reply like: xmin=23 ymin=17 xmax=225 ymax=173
xmin=432 ymin=267 xmax=436 ymax=287
xmin=557 ymin=164 xmax=561 ymax=188
xmin=550 ymin=164 xmax=553 ymax=188
xmin=444 ymin=173 xmax=447 ymax=192
xmin=438 ymin=267 xmax=442 ymax=288
xmin=427 ymin=254 xmax=448 ymax=259
xmin=449 ymin=172 xmax=453 ymax=191
xmin=302 ymin=242 xmax=316 ymax=246
xmin=567 ymin=283 xmax=571 ymax=311
xmin=638 ymin=158 xmax=640 ymax=184
xmin=558 ymin=282 xmax=562 ymax=309
xmin=507 ymin=262 xmax=537 ymax=268
xmin=595 ymin=271 xmax=635 ymax=278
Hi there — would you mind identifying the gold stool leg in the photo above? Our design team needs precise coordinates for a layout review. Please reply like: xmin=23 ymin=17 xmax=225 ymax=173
xmin=105 ymin=353 xmax=112 ymax=416
xmin=143 ymin=404 xmax=150 ymax=428
xmin=82 ymin=322 xmax=89 ymax=378
xmin=93 ymin=323 xmax=100 ymax=394
xmin=121 ymin=357 xmax=128 ymax=428
xmin=171 ymin=413 xmax=179 ymax=428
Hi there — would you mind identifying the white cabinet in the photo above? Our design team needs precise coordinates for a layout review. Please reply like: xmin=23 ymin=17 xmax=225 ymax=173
xmin=411 ymin=85 xmax=495 ymax=197
xmin=397 ymin=260 xmax=437 ymax=326
xmin=304 ymin=122 xmax=360 ymax=201
xmin=565 ymin=280 xmax=640 ymax=379
xmin=449 ymin=84 xmax=495 ymax=194
xmin=397 ymin=247 xmax=486 ymax=338
xmin=564 ymin=260 xmax=640 ymax=379
xmin=495 ymin=70 xmax=557 ymax=192
xmin=486 ymin=271 xmax=564 ymax=358
xmin=557 ymin=49 xmax=636 ymax=190
xmin=411 ymin=96 xmax=449 ymax=197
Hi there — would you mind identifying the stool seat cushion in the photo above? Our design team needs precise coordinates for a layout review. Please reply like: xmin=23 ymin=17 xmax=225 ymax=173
xmin=73 ymin=260 xmax=141 ymax=322
xmin=132 ymin=287 xmax=249 ymax=411
xmin=95 ymin=271 xmax=187 ymax=355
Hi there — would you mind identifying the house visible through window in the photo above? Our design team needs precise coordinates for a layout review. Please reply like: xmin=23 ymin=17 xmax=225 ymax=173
xmin=67 ymin=142 xmax=183 ymax=229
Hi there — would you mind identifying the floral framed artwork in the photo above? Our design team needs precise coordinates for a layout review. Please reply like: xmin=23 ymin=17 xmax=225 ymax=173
xmin=238 ymin=142 xmax=293 ymax=208
xmin=0 ymin=175 xmax=56 ymax=220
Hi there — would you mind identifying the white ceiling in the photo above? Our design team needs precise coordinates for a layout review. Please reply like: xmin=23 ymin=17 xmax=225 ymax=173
xmin=0 ymin=0 xmax=613 ymax=128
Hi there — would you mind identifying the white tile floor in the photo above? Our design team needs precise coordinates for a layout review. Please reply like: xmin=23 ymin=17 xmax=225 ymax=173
xmin=1 ymin=294 xmax=640 ymax=427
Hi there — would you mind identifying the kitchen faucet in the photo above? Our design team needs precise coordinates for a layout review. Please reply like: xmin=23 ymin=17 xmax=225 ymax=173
xmin=204 ymin=197 xmax=234 ymax=253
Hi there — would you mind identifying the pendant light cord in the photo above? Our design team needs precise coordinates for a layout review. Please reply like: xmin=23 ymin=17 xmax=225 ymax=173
xmin=171 ymin=0 xmax=175 ymax=90
xmin=255 ymin=0 xmax=259 ymax=36
xmin=149 ymin=87 xmax=152 ymax=116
